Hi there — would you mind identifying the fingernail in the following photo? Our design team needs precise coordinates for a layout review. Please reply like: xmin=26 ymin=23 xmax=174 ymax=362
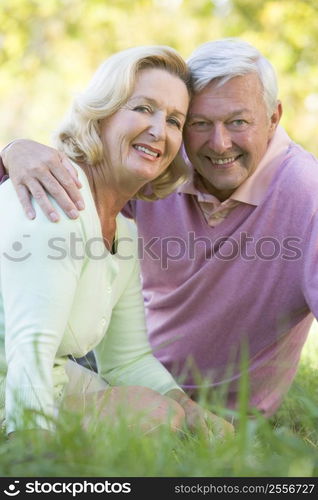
xmin=49 ymin=212 xmax=59 ymax=222
xmin=69 ymin=209 xmax=79 ymax=219
xmin=27 ymin=211 xmax=35 ymax=220
xmin=76 ymin=200 xmax=85 ymax=210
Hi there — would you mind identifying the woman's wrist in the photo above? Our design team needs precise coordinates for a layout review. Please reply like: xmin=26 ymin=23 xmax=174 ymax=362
xmin=165 ymin=388 xmax=193 ymax=408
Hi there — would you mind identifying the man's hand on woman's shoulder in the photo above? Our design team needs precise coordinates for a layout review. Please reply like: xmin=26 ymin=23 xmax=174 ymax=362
xmin=1 ymin=139 xmax=85 ymax=222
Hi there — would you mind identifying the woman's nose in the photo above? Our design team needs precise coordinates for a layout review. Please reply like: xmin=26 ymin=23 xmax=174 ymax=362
xmin=148 ymin=114 xmax=166 ymax=141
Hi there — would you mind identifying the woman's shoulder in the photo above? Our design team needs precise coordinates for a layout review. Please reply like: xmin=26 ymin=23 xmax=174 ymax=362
xmin=0 ymin=177 xmax=86 ymax=244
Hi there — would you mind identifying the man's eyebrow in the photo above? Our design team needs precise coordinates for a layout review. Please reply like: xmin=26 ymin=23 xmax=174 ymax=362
xmin=188 ymin=108 xmax=252 ymax=119
xmin=128 ymin=96 xmax=186 ymax=118
xmin=227 ymin=108 xmax=252 ymax=116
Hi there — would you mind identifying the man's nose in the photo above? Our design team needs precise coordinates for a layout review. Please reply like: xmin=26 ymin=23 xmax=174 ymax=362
xmin=207 ymin=123 xmax=232 ymax=153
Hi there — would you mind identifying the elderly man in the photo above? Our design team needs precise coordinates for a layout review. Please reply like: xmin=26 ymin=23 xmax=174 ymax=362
xmin=1 ymin=38 xmax=317 ymax=422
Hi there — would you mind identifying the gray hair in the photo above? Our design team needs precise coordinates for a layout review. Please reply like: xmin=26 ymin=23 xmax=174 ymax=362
xmin=187 ymin=38 xmax=278 ymax=115
xmin=54 ymin=45 xmax=191 ymax=201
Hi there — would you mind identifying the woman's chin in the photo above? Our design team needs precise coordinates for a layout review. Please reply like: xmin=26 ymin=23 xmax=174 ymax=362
xmin=130 ymin=164 xmax=164 ymax=182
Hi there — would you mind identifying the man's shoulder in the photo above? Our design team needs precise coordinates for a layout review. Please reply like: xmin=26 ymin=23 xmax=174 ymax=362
xmin=284 ymin=141 xmax=318 ymax=169
xmin=273 ymin=142 xmax=318 ymax=213
xmin=279 ymin=142 xmax=318 ymax=185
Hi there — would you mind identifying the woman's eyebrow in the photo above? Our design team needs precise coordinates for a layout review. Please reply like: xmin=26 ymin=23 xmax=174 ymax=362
xmin=128 ymin=96 xmax=186 ymax=118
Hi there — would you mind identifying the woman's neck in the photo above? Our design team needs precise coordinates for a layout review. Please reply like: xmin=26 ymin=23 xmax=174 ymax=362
xmin=79 ymin=162 xmax=140 ymax=251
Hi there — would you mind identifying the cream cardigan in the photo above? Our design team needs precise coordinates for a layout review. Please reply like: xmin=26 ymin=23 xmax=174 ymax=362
xmin=0 ymin=166 xmax=180 ymax=433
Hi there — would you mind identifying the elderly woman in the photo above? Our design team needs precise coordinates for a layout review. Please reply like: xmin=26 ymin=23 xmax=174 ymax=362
xmin=0 ymin=45 xmax=227 ymax=439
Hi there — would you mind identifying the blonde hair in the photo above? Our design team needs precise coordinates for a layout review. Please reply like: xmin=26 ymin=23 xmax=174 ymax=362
xmin=54 ymin=45 xmax=191 ymax=201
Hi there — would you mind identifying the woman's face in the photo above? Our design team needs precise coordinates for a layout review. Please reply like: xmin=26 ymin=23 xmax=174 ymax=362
xmin=100 ymin=68 xmax=189 ymax=183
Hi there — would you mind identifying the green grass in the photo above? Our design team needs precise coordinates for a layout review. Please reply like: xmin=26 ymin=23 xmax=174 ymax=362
xmin=1 ymin=326 xmax=317 ymax=478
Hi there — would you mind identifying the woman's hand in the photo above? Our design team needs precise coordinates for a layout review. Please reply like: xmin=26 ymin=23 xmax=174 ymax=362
xmin=165 ymin=389 xmax=234 ymax=441
xmin=1 ymin=139 xmax=84 ymax=221
xmin=63 ymin=386 xmax=186 ymax=435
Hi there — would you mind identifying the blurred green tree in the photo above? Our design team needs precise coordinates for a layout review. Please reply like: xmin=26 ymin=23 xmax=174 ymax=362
xmin=0 ymin=0 xmax=317 ymax=154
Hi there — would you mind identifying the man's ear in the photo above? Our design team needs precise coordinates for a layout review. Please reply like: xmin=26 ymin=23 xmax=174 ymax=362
xmin=269 ymin=100 xmax=283 ymax=137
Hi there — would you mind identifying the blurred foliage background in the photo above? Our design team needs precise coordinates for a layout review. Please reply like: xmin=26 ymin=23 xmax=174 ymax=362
xmin=0 ymin=0 xmax=317 ymax=154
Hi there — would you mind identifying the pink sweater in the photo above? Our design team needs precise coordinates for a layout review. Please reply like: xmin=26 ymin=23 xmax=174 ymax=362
xmin=123 ymin=131 xmax=318 ymax=417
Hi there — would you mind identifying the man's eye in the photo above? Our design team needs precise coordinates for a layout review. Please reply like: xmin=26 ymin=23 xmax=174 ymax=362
xmin=231 ymin=119 xmax=247 ymax=126
xmin=189 ymin=121 xmax=209 ymax=128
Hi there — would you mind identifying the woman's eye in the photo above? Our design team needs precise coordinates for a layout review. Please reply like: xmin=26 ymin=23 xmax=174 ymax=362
xmin=134 ymin=105 xmax=152 ymax=113
xmin=168 ymin=117 xmax=182 ymax=129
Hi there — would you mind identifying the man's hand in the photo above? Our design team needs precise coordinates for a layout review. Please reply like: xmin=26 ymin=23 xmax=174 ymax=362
xmin=165 ymin=389 xmax=234 ymax=441
xmin=1 ymin=139 xmax=85 ymax=221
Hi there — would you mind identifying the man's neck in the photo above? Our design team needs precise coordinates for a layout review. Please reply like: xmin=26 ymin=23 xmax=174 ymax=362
xmin=194 ymin=172 xmax=234 ymax=202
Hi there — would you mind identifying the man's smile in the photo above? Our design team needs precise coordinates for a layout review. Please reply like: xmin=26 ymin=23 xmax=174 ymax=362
xmin=204 ymin=153 xmax=243 ymax=168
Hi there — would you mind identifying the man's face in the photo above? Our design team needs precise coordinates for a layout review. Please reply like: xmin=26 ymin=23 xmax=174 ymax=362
xmin=184 ymin=73 xmax=282 ymax=201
